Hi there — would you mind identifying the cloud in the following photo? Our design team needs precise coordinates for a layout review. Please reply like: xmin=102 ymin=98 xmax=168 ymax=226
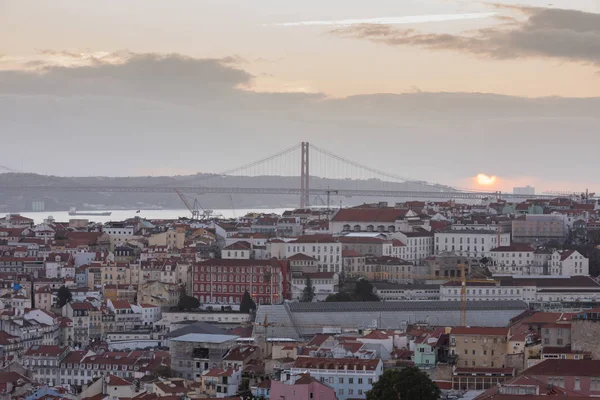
xmin=0 ymin=51 xmax=598 ymax=190
xmin=0 ymin=52 xmax=254 ymax=102
xmin=273 ymin=12 xmax=496 ymax=27
xmin=330 ymin=6 xmax=600 ymax=65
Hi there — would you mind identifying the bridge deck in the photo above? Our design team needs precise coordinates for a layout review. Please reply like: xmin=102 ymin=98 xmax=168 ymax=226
xmin=0 ymin=185 xmax=562 ymax=200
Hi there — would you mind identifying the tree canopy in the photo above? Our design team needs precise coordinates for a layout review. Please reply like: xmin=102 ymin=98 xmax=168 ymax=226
xmin=177 ymin=295 xmax=200 ymax=310
xmin=240 ymin=290 xmax=257 ymax=313
xmin=301 ymin=276 xmax=315 ymax=302
xmin=57 ymin=285 xmax=73 ymax=307
xmin=367 ymin=367 xmax=440 ymax=400
xmin=325 ymin=279 xmax=380 ymax=302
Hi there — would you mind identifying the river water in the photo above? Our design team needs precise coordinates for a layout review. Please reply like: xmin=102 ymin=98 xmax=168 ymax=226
xmin=14 ymin=208 xmax=289 ymax=224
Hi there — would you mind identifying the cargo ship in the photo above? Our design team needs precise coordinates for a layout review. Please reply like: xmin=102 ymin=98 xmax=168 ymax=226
xmin=68 ymin=207 xmax=112 ymax=216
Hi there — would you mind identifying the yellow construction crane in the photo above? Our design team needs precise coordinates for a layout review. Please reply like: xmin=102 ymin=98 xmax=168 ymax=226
xmin=410 ymin=264 xmax=497 ymax=327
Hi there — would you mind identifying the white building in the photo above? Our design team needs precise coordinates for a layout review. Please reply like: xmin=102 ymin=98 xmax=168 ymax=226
xmin=290 ymin=272 xmax=339 ymax=302
xmin=488 ymin=244 xmax=540 ymax=275
xmin=285 ymin=235 xmax=342 ymax=273
xmin=287 ymin=358 xmax=383 ymax=400
xmin=372 ymin=283 xmax=440 ymax=301
xmin=139 ymin=303 xmax=162 ymax=327
xmin=513 ymin=186 xmax=535 ymax=195
xmin=394 ymin=232 xmax=434 ymax=264
xmin=550 ymin=250 xmax=589 ymax=276
xmin=103 ymin=222 xmax=137 ymax=249
xmin=434 ymin=230 xmax=510 ymax=260
xmin=222 ymin=242 xmax=252 ymax=260
xmin=440 ymin=276 xmax=600 ymax=304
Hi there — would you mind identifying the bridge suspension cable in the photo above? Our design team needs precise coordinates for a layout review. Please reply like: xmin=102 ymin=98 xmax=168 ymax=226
xmin=216 ymin=143 xmax=300 ymax=177
xmin=310 ymin=144 xmax=435 ymax=186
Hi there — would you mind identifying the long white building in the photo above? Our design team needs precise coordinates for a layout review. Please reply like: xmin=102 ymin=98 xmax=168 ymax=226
xmin=440 ymin=276 xmax=600 ymax=304
xmin=434 ymin=230 xmax=510 ymax=260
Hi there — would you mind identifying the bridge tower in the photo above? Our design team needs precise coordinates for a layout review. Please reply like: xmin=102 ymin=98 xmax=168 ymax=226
xmin=300 ymin=142 xmax=310 ymax=208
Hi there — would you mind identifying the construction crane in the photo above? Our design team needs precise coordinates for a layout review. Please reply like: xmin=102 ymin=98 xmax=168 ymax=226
xmin=402 ymin=265 xmax=498 ymax=327
xmin=326 ymin=189 xmax=339 ymax=213
xmin=175 ymin=189 xmax=201 ymax=220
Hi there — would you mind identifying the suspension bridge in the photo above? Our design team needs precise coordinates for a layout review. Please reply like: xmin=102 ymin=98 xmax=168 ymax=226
xmin=0 ymin=142 xmax=569 ymax=205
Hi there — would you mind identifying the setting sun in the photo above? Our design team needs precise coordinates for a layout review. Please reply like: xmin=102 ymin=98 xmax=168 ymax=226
xmin=476 ymin=174 xmax=497 ymax=186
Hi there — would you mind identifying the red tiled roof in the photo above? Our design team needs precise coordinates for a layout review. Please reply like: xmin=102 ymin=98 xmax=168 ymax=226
xmin=490 ymin=244 xmax=534 ymax=252
xmin=307 ymin=334 xmax=332 ymax=347
xmin=203 ymin=368 xmax=234 ymax=377
xmin=223 ymin=242 xmax=251 ymax=251
xmin=524 ymin=359 xmax=600 ymax=377
xmin=451 ymin=327 xmax=509 ymax=336
xmin=223 ymin=345 xmax=258 ymax=361
xmin=0 ymin=371 xmax=31 ymax=384
xmin=361 ymin=330 xmax=394 ymax=340
xmin=558 ymin=249 xmax=576 ymax=261
xmin=198 ymin=259 xmax=280 ymax=267
xmin=288 ymin=253 xmax=317 ymax=261
xmin=293 ymin=357 xmax=380 ymax=371
xmin=24 ymin=345 xmax=68 ymax=357
xmin=110 ymin=300 xmax=132 ymax=310
xmin=293 ymin=234 xmax=336 ymax=243
xmin=342 ymin=249 xmax=362 ymax=257
xmin=332 ymin=208 xmax=407 ymax=223
xmin=107 ymin=374 xmax=132 ymax=386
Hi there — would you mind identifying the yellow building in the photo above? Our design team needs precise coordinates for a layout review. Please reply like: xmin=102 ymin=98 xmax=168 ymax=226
xmin=450 ymin=327 xmax=509 ymax=368
xmin=100 ymin=262 xmax=131 ymax=286
xmin=148 ymin=229 xmax=185 ymax=250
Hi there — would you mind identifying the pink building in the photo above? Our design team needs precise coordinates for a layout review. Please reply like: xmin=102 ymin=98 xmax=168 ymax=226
xmin=520 ymin=359 xmax=600 ymax=396
xmin=270 ymin=374 xmax=338 ymax=400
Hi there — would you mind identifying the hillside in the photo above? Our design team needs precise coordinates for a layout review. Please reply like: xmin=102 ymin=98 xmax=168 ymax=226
xmin=0 ymin=173 xmax=451 ymax=212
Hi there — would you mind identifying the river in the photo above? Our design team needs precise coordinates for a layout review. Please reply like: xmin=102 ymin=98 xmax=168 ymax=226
xmin=14 ymin=208 xmax=290 ymax=224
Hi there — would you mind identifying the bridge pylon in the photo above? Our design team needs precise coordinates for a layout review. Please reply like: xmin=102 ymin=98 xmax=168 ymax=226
xmin=300 ymin=142 xmax=310 ymax=208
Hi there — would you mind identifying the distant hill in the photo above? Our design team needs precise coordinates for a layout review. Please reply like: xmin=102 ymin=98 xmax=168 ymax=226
xmin=0 ymin=172 xmax=453 ymax=212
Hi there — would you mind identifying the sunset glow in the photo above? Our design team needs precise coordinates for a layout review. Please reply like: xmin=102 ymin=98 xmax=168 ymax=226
xmin=476 ymin=174 xmax=497 ymax=186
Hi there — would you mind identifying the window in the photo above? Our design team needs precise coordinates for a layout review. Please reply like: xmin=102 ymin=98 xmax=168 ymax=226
xmin=575 ymin=378 xmax=580 ymax=391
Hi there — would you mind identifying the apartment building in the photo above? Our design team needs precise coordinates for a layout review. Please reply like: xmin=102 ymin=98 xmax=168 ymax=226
xmin=287 ymin=357 xmax=383 ymax=400
xmin=440 ymin=276 xmax=600 ymax=304
xmin=512 ymin=214 xmax=567 ymax=245
xmin=394 ymin=231 xmax=434 ymax=264
xmin=549 ymin=250 xmax=589 ymax=276
xmin=22 ymin=345 xmax=69 ymax=386
xmin=192 ymin=259 xmax=284 ymax=306
xmin=286 ymin=235 xmax=342 ymax=273
xmin=449 ymin=327 xmax=508 ymax=368
xmin=488 ymin=244 xmax=537 ymax=275
xmin=435 ymin=230 xmax=510 ymax=260
xmin=342 ymin=250 xmax=366 ymax=279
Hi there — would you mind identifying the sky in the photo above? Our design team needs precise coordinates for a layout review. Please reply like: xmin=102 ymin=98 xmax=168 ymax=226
xmin=1 ymin=0 xmax=599 ymax=193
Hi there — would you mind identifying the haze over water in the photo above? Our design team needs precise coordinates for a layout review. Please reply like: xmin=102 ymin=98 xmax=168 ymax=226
xmin=14 ymin=208 xmax=289 ymax=225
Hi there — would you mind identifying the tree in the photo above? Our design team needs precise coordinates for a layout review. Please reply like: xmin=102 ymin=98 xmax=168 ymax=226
xmin=57 ymin=286 xmax=73 ymax=307
xmin=152 ymin=365 xmax=172 ymax=378
xmin=325 ymin=292 xmax=354 ymax=302
xmin=301 ymin=276 xmax=315 ymax=302
xmin=367 ymin=367 xmax=440 ymax=400
xmin=178 ymin=295 xmax=200 ymax=310
xmin=354 ymin=279 xmax=380 ymax=302
xmin=240 ymin=290 xmax=256 ymax=313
